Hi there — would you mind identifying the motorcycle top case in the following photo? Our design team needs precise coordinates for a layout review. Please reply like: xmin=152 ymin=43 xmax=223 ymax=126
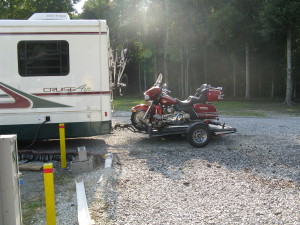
xmin=207 ymin=89 xmax=223 ymax=102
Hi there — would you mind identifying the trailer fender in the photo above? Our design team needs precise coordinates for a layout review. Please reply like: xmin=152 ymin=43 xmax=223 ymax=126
xmin=186 ymin=121 xmax=208 ymax=134
xmin=131 ymin=104 xmax=148 ymax=112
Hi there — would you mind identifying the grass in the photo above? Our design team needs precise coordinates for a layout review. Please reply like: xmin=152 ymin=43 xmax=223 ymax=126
xmin=213 ymin=100 xmax=300 ymax=116
xmin=21 ymin=172 xmax=75 ymax=224
xmin=22 ymin=197 xmax=44 ymax=225
xmin=113 ymin=96 xmax=144 ymax=111
xmin=113 ymin=96 xmax=300 ymax=117
xmin=54 ymin=172 xmax=75 ymax=185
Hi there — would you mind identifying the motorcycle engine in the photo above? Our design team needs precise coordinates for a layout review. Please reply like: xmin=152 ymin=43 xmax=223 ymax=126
xmin=152 ymin=105 xmax=190 ymax=127
xmin=162 ymin=105 xmax=175 ymax=114
xmin=153 ymin=112 xmax=190 ymax=125
xmin=162 ymin=112 xmax=190 ymax=124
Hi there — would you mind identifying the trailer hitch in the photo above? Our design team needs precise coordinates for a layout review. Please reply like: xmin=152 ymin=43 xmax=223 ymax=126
xmin=113 ymin=123 xmax=139 ymax=132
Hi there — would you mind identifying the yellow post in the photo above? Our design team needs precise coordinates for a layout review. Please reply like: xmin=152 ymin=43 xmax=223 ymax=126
xmin=59 ymin=123 xmax=67 ymax=168
xmin=43 ymin=163 xmax=56 ymax=225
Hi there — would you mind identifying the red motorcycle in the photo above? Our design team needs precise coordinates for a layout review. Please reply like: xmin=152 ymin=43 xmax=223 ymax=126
xmin=131 ymin=74 xmax=236 ymax=147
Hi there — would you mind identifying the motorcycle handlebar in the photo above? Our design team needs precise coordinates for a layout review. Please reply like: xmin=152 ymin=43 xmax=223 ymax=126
xmin=162 ymin=87 xmax=171 ymax=95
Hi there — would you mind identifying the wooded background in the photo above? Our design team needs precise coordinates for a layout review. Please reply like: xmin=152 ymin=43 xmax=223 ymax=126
xmin=1 ymin=0 xmax=300 ymax=104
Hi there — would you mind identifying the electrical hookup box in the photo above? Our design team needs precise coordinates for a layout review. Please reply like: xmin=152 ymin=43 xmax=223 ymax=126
xmin=0 ymin=135 xmax=22 ymax=225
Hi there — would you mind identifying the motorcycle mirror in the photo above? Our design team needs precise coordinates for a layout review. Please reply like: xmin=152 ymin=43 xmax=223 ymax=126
xmin=163 ymin=83 xmax=167 ymax=88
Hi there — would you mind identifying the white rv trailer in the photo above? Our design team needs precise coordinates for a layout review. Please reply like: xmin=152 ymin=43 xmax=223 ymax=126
xmin=0 ymin=13 xmax=112 ymax=141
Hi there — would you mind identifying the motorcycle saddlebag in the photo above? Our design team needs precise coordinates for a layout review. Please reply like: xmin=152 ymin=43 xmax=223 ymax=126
xmin=207 ymin=89 xmax=223 ymax=102
xmin=193 ymin=104 xmax=218 ymax=119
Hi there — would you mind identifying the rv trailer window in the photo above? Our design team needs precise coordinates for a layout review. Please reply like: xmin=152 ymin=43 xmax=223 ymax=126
xmin=18 ymin=41 xmax=69 ymax=76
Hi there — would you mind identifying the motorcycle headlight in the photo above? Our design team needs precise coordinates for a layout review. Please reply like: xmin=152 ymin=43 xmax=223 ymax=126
xmin=144 ymin=95 xmax=150 ymax=101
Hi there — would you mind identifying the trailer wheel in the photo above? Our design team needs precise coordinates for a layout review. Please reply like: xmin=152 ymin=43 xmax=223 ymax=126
xmin=131 ymin=111 xmax=148 ymax=131
xmin=187 ymin=124 xmax=211 ymax=147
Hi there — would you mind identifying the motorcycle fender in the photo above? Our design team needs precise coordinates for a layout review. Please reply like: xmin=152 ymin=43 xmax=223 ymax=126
xmin=131 ymin=104 xmax=148 ymax=112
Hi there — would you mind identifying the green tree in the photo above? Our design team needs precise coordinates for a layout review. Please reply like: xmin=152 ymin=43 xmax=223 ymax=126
xmin=0 ymin=0 xmax=27 ymax=19
xmin=25 ymin=0 xmax=78 ymax=15
xmin=206 ymin=0 xmax=262 ymax=99
xmin=77 ymin=0 xmax=300 ymax=99
xmin=81 ymin=0 xmax=152 ymax=93
xmin=0 ymin=0 xmax=78 ymax=19
xmin=260 ymin=0 xmax=300 ymax=105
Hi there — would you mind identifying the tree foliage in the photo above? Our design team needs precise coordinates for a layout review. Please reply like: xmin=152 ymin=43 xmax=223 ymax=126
xmin=260 ymin=0 xmax=300 ymax=104
xmin=0 ymin=0 xmax=78 ymax=19
xmin=2 ymin=0 xmax=300 ymax=101
xmin=76 ymin=0 xmax=298 ymax=100
xmin=260 ymin=0 xmax=300 ymax=39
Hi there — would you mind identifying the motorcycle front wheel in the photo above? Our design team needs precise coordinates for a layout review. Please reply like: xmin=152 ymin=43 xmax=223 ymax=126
xmin=131 ymin=111 xmax=149 ymax=131
xmin=187 ymin=124 xmax=211 ymax=147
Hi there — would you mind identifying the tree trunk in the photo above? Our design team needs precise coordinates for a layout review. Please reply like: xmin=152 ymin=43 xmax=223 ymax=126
xmin=185 ymin=38 xmax=189 ymax=97
xmin=163 ymin=0 xmax=169 ymax=84
xmin=293 ymin=79 xmax=296 ymax=99
xmin=231 ymin=53 xmax=236 ymax=98
xmin=271 ymin=79 xmax=274 ymax=99
xmin=180 ymin=40 xmax=184 ymax=98
xmin=284 ymin=30 xmax=293 ymax=105
xmin=204 ymin=39 xmax=208 ymax=84
xmin=143 ymin=60 xmax=146 ymax=91
xmin=259 ymin=76 xmax=262 ymax=97
xmin=153 ymin=49 xmax=158 ymax=81
xmin=245 ymin=42 xmax=250 ymax=99
xmin=180 ymin=34 xmax=189 ymax=97
xmin=138 ymin=64 xmax=142 ymax=96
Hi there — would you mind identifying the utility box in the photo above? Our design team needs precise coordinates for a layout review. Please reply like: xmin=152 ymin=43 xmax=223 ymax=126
xmin=71 ymin=156 xmax=94 ymax=174
xmin=78 ymin=146 xmax=88 ymax=162
xmin=0 ymin=135 xmax=22 ymax=225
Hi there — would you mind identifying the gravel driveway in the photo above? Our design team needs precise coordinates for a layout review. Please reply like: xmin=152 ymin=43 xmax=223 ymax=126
xmin=23 ymin=114 xmax=300 ymax=224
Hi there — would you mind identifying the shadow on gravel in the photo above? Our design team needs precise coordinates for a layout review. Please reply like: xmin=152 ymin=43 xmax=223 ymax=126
xmin=18 ymin=137 xmax=108 ymax=152
xmin=129 ymin=134 xmax=300 ymax=184
xmin=18 ymin=136 xmax=111 ymax=224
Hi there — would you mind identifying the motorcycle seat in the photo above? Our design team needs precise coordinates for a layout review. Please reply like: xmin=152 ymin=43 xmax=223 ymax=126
xmin=176 ymin=96 xmax=205 ymax=107
xmin=176 ymin=99 xmax=193 ymax=107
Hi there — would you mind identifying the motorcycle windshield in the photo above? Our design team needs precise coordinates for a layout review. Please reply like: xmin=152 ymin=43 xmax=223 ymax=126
xmin=154 ymin=74 xmax=163 ymax=86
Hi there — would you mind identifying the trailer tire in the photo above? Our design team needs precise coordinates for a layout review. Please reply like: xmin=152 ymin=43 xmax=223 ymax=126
xmin=187 ymin=124 xmax=211 ymax=147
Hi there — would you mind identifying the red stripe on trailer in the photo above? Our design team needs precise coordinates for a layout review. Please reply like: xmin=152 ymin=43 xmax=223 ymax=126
xmin=0 ymin=84 xmax=32 ymax=109
xmin=33 ymin=91 xmax=111 ymax=96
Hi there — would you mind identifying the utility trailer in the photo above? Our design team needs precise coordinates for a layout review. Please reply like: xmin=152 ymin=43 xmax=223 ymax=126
xmin=0 ymin=13 xmax=112 ymax=141
xmin=115 ymin=121 xmax=236 ymax=147
xmin=149 ymin=122 xmax=236 ymax=147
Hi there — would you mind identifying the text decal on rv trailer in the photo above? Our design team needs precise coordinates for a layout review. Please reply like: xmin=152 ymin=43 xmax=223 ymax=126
xmin=0 ymin=13 xmax=112 ymax=140
xmin=39 ymin=84 xmax=110 ymax=95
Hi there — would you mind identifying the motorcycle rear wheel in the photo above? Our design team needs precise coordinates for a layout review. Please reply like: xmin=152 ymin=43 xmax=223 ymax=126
xmin=131 ymin=111 xmax=149 ymax=131
xmin=187 ymin=124 xmax=211 ymax=147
